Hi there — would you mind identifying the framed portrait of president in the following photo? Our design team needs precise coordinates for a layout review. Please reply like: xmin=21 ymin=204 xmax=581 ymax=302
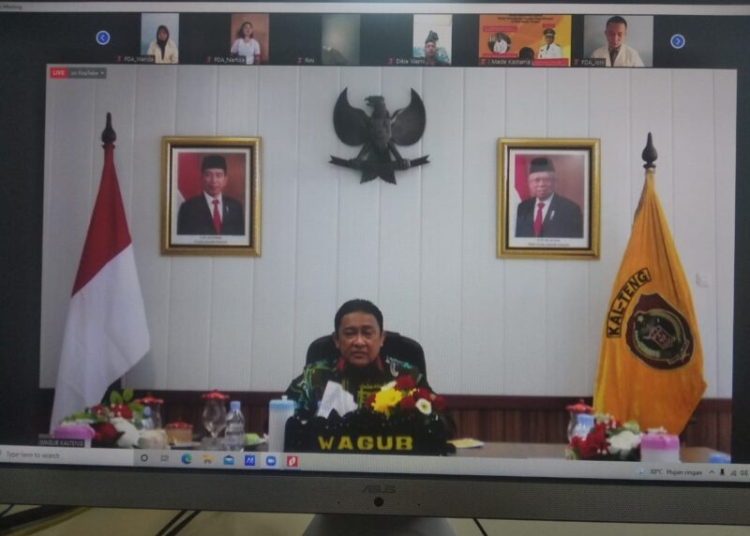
xmin=161 ymin=137 xmax=261 ymax=256
xmin=497 ymin=138 xmax=600 ymax=259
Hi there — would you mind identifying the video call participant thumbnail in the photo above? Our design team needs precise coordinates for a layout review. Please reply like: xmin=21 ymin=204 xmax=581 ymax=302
xmin=590 ymin=16 xmax=644 ymax=67
xmin=230 ymin=21 xmax=261 ymax=64
xmin=423 ymin=30 xmax=450 ymax=66
xmin=147 ymin=24 xmax=179 ymax=64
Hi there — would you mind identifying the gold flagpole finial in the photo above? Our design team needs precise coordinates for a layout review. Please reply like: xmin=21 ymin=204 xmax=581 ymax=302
xmin=642 ymin=132 xmax=657 ymax=170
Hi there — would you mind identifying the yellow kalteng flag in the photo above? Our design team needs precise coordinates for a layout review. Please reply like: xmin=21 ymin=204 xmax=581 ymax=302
xmin=593 ymin=168 xmax=706 ymax=434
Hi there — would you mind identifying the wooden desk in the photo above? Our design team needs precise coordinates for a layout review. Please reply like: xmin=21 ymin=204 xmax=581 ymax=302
xmin=455 ymin=442 xmax=720 ymax=463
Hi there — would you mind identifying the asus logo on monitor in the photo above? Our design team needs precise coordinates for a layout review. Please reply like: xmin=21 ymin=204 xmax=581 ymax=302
xmin=362 ymin=485 xmax=396 ymax=494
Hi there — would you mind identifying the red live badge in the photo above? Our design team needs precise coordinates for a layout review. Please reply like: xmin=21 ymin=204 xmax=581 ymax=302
xmin=49 ymin=67 xmax=69 ymax=79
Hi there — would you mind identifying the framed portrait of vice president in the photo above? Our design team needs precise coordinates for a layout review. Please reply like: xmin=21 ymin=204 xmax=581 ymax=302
xmin=161 ymin=137 xmax=261 ymax=256
xmin=497 ymin=138 xmax=600 ymax=259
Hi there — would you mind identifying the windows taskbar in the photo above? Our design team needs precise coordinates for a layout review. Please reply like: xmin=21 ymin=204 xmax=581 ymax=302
xmin=1 ymin=444 xmax=748 ymax=483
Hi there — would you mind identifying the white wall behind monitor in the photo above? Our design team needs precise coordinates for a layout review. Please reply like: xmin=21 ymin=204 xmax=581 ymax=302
xmin=40 ymin=65 xmax=736 ymax=399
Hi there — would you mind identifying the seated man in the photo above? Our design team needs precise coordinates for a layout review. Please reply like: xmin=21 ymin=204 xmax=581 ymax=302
xmin=285 ymin=299 xmax=430 ymax=418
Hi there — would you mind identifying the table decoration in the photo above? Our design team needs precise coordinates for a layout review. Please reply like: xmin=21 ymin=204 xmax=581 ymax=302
xmin=165 ymin=421 xmax=194 ymax=446
xmin=565 ymin=399 xmax=594 ymax=441
xmin=285 ymin=375 xmax=455 ymax=455
xmin=201 ymin=390 xmax=229 ymax=449
xmin=565 ymin=414 xmax=642 ymax=461
xmin=134 ymin=393 xmax=164 ymax=429
xmin=55 ymin=388 xmax=144 ymax=447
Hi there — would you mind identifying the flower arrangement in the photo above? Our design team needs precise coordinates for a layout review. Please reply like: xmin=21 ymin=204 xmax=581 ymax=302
xmin=366 ymin=375 xmax=447 ymax=418
xmin=566 ymin=414 xmax=642 ymax=461
xmin=55 ymin=388 xmax=144 ymax=447
xmin=284 ymin=376 xmax=454 ymax=455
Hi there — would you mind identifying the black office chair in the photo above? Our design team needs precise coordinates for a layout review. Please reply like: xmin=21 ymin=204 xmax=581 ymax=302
xmin=305 ymin=331 xmax=427 ymax=380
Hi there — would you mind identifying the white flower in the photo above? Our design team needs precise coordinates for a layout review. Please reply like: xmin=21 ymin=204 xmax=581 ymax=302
xmin=609 ymin=430 xmax=641 ymax=452
xmin=381 ymin=381 xmax=397 ymax=391
xmin=111 ymin=417 xmax=140 ymax=448
xmin=416 ymin=399 xmax=432 ymax=415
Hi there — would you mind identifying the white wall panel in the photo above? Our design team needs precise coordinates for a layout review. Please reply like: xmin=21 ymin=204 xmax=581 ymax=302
xmin=378 ymin=68 xmax=424 ymax=341
xmin=460 ymin=68 xmax=507 ymax=395
xmin=167 ymin=66 xmax=220 ymax=390
xmin=209 ymin=68 xmax=262 ymax=390
xmin=673 ymin=70 xmax=719 ymax=397
xmin=126 ymin=66 xmax=178 ymax=390
xmin=40 ymin=78 xmax=98 ymax=386
xmin=631 ymin=70 xmax=674 ymax=224
xmin=546 ymin=69 xmax=591 ymax=396
xmin=294 ymin=67 xmax=343 ymax=374
xmin=336 ymin=68 xmax=382 ymax=305
xmin=714 ymin=71 xmax=737 ymax=398
xmin=420 ymin=68 xmax=465 ymax=394
xmin=586 ymin=70 xmax=633 ymax=385
xmin=252 ymin=67 xmax=301 ymax=391
xmin=41 ymin=66 xmax=737 ymax=403
xmin=503 ymin=69 xmax=549 ymax=395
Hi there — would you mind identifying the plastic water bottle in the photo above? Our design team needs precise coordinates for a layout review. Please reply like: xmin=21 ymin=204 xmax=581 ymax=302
xmin=140 ymin=406 xmax=154 ymax=431
xmin=268 ymin=396 xmax=296 ymax=452
xmin=224 ymin=400 xmax=245 ymax=451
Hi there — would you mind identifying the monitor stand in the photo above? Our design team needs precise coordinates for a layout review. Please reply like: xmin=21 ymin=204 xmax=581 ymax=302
xmin=301 ymin=514 xmax=457 ymax=536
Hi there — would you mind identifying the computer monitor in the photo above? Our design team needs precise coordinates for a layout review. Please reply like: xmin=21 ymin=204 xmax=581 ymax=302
xmin=1 ymin=1 xmax=749 ymax=531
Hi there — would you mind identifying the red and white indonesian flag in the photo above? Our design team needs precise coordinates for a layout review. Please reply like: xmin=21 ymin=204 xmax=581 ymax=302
xmin=50 ymin=138 xmax=150 ymax=430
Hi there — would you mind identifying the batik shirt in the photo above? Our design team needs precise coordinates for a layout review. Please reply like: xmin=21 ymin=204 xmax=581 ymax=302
xmin=284 ymin=355 xmax=429 ymax=418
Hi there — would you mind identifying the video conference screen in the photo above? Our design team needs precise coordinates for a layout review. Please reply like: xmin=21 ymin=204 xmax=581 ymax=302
xmin=1 ymin=1 xmax=749 ymax=486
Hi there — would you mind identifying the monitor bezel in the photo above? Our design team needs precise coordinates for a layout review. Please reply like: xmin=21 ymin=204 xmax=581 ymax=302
xmin=1 ymin=1 xmax=749 ymax=527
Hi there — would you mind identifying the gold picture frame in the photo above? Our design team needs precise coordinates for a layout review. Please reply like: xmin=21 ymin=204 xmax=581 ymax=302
xmin=161 ymin=137 xmax=261 ymax=256
xmin=497 ymin=138 xmax=600 ymax=259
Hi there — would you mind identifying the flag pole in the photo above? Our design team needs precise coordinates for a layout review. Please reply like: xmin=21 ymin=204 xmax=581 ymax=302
xmin=593 ymin=131 xmax=706 ymax=434
xmin=102 ymin=111 xmax=116 ymax=145
xmin=50 ymin=112 xmax=150 ymax=431
xmin=633 ymin=133 xmax=658 ymax=223
xmin=103 ymin=113 xmax=124 ymax=400
xmin=641 ymin=132 xmax=657 ymax=171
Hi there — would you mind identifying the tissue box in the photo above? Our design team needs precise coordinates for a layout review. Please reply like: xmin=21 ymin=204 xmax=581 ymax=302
xmin=641 ymin=432 xmax=680 ymax=462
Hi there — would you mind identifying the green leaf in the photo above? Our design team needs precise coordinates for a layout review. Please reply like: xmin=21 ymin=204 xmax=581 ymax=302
xmin=122 ymin=388 xmax=134 ymax=403
xmin=109 ymin=391 xmax=123 ymax=405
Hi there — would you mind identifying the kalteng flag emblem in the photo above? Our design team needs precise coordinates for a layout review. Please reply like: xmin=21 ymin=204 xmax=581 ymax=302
xmin=50 ymin=133 xmax=150 ymax=430
xmin=593 ymin=169 xmax=706 ymax=434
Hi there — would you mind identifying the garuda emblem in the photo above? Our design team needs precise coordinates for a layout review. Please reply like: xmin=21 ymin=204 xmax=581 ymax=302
xmin=330 ymin=88 xmax=429 ymax=184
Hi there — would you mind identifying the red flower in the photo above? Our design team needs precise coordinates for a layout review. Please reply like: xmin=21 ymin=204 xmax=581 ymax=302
xmin=365 ymin=393 xmax=376 ymax=407
xmin=576 ymin=438 xmax=600 ymax=459
xmin=588 ymin=423 xmax=608 ymax=448
xmin=573 ymin=423 xmax=609 ymax=459
xmin=412 ymin=388 xmax=431 ymax=401
xmin=431 ymin=395 xmax=447 ymax=412
xmin=109 ymin=404 xmax=132 ymax=420
xmin=93 ymin=422 xmax=120 ymax=444
xmin=90 ymin=404 xmax=106 ymax=416
xmin=399 ymin=397 xmax=417 ymax=410
xmin=395 ymin=375 xmax=416 ymax=391
xmin=605 ymin=418 xmax=621 ymax=430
